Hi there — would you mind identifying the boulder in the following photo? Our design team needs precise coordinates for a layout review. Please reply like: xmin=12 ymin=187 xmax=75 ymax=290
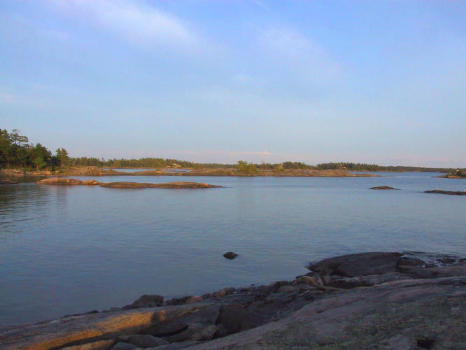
xmin=308 ymin=252 xmax=402 ymax=277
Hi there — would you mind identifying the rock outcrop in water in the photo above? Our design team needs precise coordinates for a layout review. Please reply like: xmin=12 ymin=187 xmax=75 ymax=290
xmin=223 ymin=252 xmax=238 ymax=260
xmin=1 ymin=252 xmax=465 ymax=349
xmin=37 ymin=178 xmax=221 ymax=189
xmin=424 ymin=189 xmax=466 ymax=196
xmin=370 ymin=186 xmax=399 ymax=190
xmin=99 ymin=182 xmax=220 ymax=189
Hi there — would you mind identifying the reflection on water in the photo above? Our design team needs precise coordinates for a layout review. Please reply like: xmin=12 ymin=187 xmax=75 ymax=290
xmin=0 ymin=173 xmax=465 ymax=326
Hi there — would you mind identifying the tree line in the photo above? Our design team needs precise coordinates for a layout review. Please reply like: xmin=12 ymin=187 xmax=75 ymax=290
xmin=0 ymin=129 xmax=70 ymax=170
xmin=1 ymin=129 xmax=461 ymax=173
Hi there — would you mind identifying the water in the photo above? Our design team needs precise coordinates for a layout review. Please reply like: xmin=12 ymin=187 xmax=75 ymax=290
xmin=0 ymin=172 xmax=465 ymax=326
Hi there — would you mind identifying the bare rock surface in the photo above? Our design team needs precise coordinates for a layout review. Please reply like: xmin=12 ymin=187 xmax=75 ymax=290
xmin=187 ymin=276 xmax=466 ymax=349
xmin=99 ymin=182 xmax=220 ymax=189
xmin=37 ymin=177 xmax=87 ymax=185
xmin=1 ymin=252 xmax=465 ymax=350
xmin=308 ymin=252 xmax=402 ymax=277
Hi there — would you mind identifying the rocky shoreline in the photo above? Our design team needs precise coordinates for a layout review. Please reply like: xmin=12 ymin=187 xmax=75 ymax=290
xmin=1 ymin=251 xmax=465 ymax=350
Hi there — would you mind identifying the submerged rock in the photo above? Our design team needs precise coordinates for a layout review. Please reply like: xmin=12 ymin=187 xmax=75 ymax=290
xmin=223 ymin=252 xmax=238 ymax=260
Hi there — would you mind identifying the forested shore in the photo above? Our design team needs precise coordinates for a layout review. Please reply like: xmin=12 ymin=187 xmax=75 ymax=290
xmin=1 ymin=128 xmax=464 ymax=175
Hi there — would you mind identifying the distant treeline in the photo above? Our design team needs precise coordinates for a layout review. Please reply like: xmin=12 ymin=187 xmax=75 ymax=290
xmin=315 ymin=162 xmax=455 ymax=173
xmin=1 ymin=129 xmax=463 ymax=174
xmin=70 ymin=157 xmax=234 ymax=169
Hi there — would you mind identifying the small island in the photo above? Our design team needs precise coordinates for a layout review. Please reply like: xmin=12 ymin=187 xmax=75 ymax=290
xmin=37 ymin=178 xmax=221 ymax=189
xmin=370 ymin=185 xmax=399 ymax=190
xmin=425 ymin=189 xmax=466 ymax=196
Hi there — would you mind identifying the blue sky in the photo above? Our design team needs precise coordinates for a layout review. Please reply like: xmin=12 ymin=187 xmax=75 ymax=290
xmin=1 ymin=0 xmax=465 ymax=166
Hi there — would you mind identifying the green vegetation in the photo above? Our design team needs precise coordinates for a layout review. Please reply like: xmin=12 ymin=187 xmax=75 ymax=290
xmin=236 ymin=160 xmax=257 ymax=175
xmin=448 ymin=169 xmax=466 ymax=178
xmin=315 ymin=162 xmax=456 ymax=173
xmin=0 ymin=129 xmax=69 ymax=170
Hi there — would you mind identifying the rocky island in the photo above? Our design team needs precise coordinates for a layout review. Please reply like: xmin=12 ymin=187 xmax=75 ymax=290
xmin=1 ymin=252 xmax=464 ymax=350
xmin=424 ymin=189 xmax=466 ymax=196
xmin=36 ymin=178 xmax=221 ymax=189
xmin=370 ymin=186 xmax=399 ymax=190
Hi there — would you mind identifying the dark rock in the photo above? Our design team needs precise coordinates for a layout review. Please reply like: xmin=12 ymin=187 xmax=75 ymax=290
xmin=165 ymin=295 xmax=203 ymax=306
xmin=163 ymin=305 xmax=220 ymax=343
xmin=252 ymin=285 xmax=271 ymax=299
xmin=308 ymin=252 xmax=402 ymax=277
xmin=213 ymin=288 xmax=235 ymax=298
xmin=148 ymin=340 xmax=201 ymax=349
xmin=111 ymin=342 xmax=138 ymax=350
xmin=326 ymin=272 xmax=409 ymax=289
xmin=223 ymin=252 xmax=238 ymax=260
xmin=215 ymin=304 xmax=263 ymax=336
xmin=60 ymin=339 xmax=115 ymax=349
xmin=397 ymin=256 xmax=425 ymax=272
xmin=166 ymin=324 xmax=217 ymax=343
xmin=269 ymin=281 xmax=292 ymax=293
xmin=118 ymin=334 xmax=168 ymax=347
xmin=165 ymin=296 xmax=191 ymax=306
xmin=143 ymin=319 xmax=188 ymax=337
xmin=438 ymin=256 xmax=457 ymax=265
xmin=417 ymin=336 xmax=435 ymax=349
xmin=128 ymin=294 xmax=164 ymax=308
xmin=398 ymin=256 xmax=425 ymax=267
xmin=370 ymin=186 xmax=399 ymax=190
xmin=424 ymin=189 xmax=466 ymax=196
xmin=277 ymin=285 xmax=296 ymax=294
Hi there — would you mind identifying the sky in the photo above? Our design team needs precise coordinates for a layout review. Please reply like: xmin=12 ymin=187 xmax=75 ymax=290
xmin=0 ymin=0 xmax=465 ymax=167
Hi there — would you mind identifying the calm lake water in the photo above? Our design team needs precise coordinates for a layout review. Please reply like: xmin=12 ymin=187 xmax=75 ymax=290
xmin=0 ymin=172 xmax=465 ymax=326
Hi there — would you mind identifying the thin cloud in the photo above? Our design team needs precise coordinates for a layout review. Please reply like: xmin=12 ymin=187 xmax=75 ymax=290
xmin=48 ymin=0 xmax=198 ymax=51
xmin=258 ymin=27 xmax=342 ymax=83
